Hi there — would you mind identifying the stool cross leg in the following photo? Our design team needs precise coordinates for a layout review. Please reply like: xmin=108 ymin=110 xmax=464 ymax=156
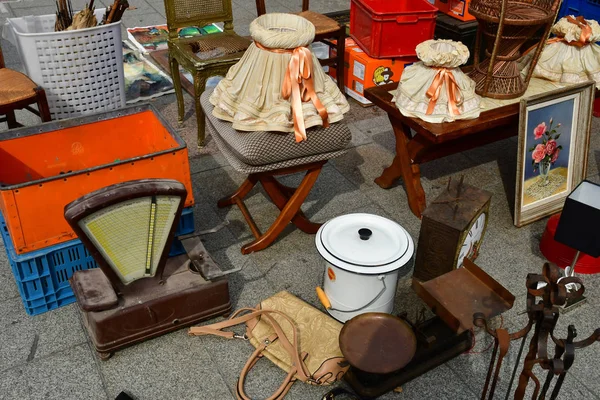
xmin=218 ymin=161 xmax=326 ymax=254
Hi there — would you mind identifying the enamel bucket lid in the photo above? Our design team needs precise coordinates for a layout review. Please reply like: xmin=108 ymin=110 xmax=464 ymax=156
xmin=316 ymin=213 xmax=414 ymax=274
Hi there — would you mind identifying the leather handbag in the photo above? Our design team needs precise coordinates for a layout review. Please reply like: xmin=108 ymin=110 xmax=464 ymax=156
xmin=189 ymin=291 xmax=349 ymax=399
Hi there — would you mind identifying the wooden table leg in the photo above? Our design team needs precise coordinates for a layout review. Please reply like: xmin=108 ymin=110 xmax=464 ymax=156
xmin=374 ymin=119 xmax=426 ymax=218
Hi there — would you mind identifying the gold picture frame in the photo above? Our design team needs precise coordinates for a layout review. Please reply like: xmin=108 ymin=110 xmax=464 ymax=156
xmin=514 ymin=81 xmax=594 ymax=227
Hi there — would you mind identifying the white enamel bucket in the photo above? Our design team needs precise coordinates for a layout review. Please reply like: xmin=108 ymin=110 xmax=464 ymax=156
xmin=315 ymin=213 xmax=414 ymax=322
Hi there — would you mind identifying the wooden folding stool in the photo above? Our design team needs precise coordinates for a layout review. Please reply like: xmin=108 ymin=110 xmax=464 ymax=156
xmin=201 ymin=91 xmax=351 ymax=254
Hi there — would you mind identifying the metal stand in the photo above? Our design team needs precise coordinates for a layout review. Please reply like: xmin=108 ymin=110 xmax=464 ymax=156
xmin=476 ymin=262 xmax=600 ymax=400
xmin=559 ymin=251 xmax=588 ymax=313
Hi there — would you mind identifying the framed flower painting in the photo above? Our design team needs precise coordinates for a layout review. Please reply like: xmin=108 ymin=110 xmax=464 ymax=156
xmin=514 ymin=81 xmax=594 ymax=227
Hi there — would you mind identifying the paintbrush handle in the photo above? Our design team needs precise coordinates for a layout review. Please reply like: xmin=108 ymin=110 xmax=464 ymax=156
xmin=105 ymin=0 xmax=118 ymax=23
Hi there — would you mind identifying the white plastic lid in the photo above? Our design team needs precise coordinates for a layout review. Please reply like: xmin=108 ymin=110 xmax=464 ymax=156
xmin=315 ymin=213 xmax=414 ymax=274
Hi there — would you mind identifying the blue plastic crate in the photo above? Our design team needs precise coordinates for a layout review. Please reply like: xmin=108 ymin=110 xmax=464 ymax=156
xmin=557 ymin=0 xmax=600 ymax=21
xmin=0 ymin=207 xmax=195 ymax=316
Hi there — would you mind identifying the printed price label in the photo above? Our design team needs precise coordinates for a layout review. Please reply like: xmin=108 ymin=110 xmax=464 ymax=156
xmin=353 ymin=60 xmax=365 ymax=80
xmin=354 ymin=81 xmax=364 ymax=94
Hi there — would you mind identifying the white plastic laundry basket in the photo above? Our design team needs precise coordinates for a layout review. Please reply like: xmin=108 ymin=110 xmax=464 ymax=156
xmin=7 ymin=9 xmax=125 ymax=120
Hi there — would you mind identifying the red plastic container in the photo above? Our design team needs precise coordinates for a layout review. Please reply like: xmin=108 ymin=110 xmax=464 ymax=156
xmin=350 ymin=0 xmax=438 ymax=59
xmin=539 ymin=214 xmax=600 ymax=274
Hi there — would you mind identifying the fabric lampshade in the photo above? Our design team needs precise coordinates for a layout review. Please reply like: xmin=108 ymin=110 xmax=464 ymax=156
xmin=208 ymin=13 xmax=349 ymax=142
xmin=554 ymin=180 xmax=600 ymax=258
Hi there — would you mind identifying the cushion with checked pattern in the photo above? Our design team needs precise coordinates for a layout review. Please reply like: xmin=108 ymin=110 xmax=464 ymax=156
xmin=201 ymin=90 xmax=351 ymax=166
xmin=206 ymin=117 xmax=348 ymax=174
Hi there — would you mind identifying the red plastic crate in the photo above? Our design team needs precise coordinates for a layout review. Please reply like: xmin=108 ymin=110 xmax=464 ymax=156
xmin=350 ymin=0 xmax=438 ymax=59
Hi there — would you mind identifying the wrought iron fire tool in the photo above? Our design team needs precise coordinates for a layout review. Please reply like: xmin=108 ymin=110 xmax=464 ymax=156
xmin=475 ymin=262 xmax=600 ymax=400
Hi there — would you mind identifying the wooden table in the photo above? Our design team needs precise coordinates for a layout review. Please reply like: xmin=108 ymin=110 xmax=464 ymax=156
xmin=365 ymin=82 xmax=521 ymax=218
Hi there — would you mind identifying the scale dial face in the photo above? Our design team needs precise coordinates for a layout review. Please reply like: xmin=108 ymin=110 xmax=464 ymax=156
xmin=456 ymin=212 xmax=487 ymax=269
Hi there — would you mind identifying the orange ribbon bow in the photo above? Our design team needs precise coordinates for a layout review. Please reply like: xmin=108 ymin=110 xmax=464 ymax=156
xmin=545 ymin=16 xmax=592 ymax=48
xmin=522 ymin=16 xmax=593 ymax=58
xmin=425 ymin=68 xmax=462 ymax=116
xmin=567 ymin=15 xmax=592 ymax=46
xmin=255 ymin=42 xmax=329 ymax=142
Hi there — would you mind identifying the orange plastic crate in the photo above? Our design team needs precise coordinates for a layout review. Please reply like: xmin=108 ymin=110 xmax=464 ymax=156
xmin=0 ymin=105 xmax=195 ymax=255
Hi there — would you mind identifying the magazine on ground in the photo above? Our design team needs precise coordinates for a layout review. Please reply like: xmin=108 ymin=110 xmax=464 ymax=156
xmin=127 ymin=24 xmax=222 ymax=54
xmin=122 ymin=41 xmax=175 ymax=103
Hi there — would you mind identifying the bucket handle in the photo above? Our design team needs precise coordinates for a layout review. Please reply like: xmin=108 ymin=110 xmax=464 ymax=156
xmin=316 ymin=276 xmax=387 ymax=313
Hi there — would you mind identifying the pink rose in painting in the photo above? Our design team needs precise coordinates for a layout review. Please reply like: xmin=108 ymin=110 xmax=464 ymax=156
xmin=545 ymin=140 xmax=557 ymax=155
xmin=533 ymin=122 xmax=546 ymax=140
xmin=532 ymin=144 xmax=547 ymax=163
xmin=551 ymin=148 xmax=560 ymax=163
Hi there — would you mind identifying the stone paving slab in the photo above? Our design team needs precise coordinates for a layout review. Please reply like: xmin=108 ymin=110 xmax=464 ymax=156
xmin=0 ymin=344 xmax=107 ymax=400
xmin=0 ymin=300 xmax=87 ymax=373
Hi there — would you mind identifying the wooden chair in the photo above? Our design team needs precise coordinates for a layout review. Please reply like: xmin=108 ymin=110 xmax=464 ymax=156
xmin=201 ymin=89 xmax=351 ymax=254
xmin=255 ymin=0 xmax=346 ymax=93
xmin=163 ymin=0 xmax=251 ymax=147
xmin=0 ymin=46 xmax=51 ymax=128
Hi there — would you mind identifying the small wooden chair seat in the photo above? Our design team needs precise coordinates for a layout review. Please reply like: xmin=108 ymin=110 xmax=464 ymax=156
xmin=0 ymin=68 xmax=38 ymax=106
xmin=297 ymin=10 xmax=341 ymax=35
xmin=0 ymin=45 xmax=51 ymax=128
xmin=201 ymin=90 xmax=351 ymax=254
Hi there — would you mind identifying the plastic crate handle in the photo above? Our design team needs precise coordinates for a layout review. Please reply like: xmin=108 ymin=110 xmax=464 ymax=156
xmin=396 ymin=15 xmax=421 ymax=24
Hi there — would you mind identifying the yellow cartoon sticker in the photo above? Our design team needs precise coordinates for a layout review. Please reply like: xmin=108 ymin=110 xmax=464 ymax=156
xmin=373 ymin=66 xmax=395 ymax=86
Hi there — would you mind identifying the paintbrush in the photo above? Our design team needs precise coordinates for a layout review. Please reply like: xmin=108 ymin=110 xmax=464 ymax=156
xmin=68 ymin=1 xmax=97 ymax=30
xmin=55 ymin=0 xmax=74 ymax=31
xmin=102 ymin=0 xmax=129 ymax=24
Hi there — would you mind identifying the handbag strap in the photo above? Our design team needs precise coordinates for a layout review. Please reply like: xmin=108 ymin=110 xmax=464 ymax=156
xmin=189 ymin=307 xmax=311 ymax=382
xmin=236 ymin=339 xmax=299 ymax=400
xmin=189 ymin=307 xmax=260 ymax=339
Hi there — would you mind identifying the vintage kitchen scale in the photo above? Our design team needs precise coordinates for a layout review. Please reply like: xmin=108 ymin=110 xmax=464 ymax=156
xmin=321 ymin=178 xmax=515 ymax=399
xmin=65 ymin=179 xmax=235 ymax=359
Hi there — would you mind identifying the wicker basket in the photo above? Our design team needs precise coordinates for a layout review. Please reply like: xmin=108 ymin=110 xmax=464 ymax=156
xmin=7 ymin=9 xmax=125 ymax=120
xmin=468 ymin=0 xmax=561 ymax=99
xmin=469 ymin=0 xmax=557 ymax=24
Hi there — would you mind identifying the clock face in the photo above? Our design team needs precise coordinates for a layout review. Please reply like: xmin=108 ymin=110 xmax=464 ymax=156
xmin=456 ymin=212 xmax=487 ymax=269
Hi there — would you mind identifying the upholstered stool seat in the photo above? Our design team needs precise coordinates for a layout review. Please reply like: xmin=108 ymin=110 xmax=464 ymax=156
xmin=201 ymin=90 xmax=351 ymax=254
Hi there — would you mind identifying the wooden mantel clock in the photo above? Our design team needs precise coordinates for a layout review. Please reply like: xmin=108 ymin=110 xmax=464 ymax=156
xmin=413 ymin=177 xmax=492 ymax=282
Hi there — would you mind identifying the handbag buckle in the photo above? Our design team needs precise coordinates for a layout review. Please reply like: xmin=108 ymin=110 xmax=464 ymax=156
xmin=233 ymin=333 xmax=249 ymax=340
xmin=307 ymin=377 xmax=321 ymax=385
